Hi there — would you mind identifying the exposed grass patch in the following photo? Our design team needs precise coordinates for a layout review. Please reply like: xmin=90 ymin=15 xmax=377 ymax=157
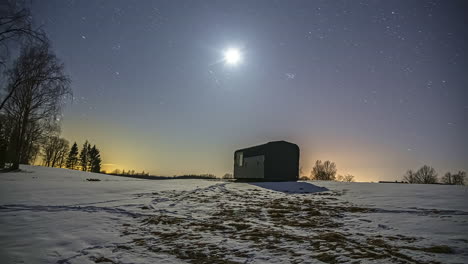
xmin=192 ymin=221 xmax=232 ymax=233
xmin=315 ymin=253 xmax=338 ymax=264
xmin=151 ymin=230 xmax=187 ymax=240
xmin=395 ymin=234 xmax=418 ymax=242
xmin=116 ymin=245 xmax=131 ymax=250
xmin=132 ymin=238 xmax=146 ymax=247
xmin=125 ymin=185 xmax=439 ymax=264
xmin=143 ymin=215 xmax=183 ymax=225
xmin=304 ymin=208 xmax=322 ymax=216
xmin=404 ymin=245 xmax=454 ymax=254
xmin=366 ymin=238 xmax=389 ymax=248
xmin=134 ymin=233 xmax=246 ymax=264
xmin=91 ymin=256 xmax=116 ymax=263
xmin=349 ymin=250 xmax=385 ymax=260
xmin=346 ymin=206 xmax=375 ymax=213
xmin=318 ymin=232 xmax=346 ymax=242
xmin=267 ymin=209 xmax=287 ymax=219
xmin=228 ymin=222 xmax=251 ymax=231
xmin=238 ymin=227 xmax=306 ymax=244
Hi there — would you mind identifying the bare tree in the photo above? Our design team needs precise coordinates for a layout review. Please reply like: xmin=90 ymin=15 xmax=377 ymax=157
xmin=337 ymin=174 xmax=355 ymax=182
xmin=310 ymin=160 xmax=337 ymax=180
xmin=441 ymin=172 xmax=453 ymax=185
xmin=20 ymin=119 xmax=43 ymax=164
xmin=2 ymin=42 xmax=70 ymax=170
xmin=443 ymin=171 xmax=466 ymax=185
xmin=453 ymin=171 xmax=466 ymax=185
xmin=0 ymin=113 xmax=13 ymax=167
xmin=403 ymin=165 xmax=438 ymax=184
xmin=42 ymin=135 xmax=56 ymax=167
xmin=0 ymin=1 xmax=48 ymax=111
xmin=415 ymin=165 xmax=438 ymax=184
xmin=55 ymin=139 xmax=69 ymax=168
xmin=403 ymin=169 xmax=416 ymax=183
xmin=42 ymin=134 xmax=69 ymax=168
xmin=0 ymin=0 xmax=46 ymax=66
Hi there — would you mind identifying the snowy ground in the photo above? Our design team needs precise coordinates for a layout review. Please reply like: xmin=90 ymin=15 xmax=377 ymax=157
xmin=1 ymin=166 xmax=467 ymax=264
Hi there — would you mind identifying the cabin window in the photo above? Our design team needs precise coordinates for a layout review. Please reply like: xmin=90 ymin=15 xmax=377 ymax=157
xmin=236 ymin=152 xmax=243 ymax=166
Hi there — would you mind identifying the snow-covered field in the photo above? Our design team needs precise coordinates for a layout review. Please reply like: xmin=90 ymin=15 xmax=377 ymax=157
xmin=1 ymin=166 xmax=467 ymax=264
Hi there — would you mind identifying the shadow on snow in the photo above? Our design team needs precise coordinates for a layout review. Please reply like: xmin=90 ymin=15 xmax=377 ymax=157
xmin=248 ymin=181 xmax=328 ymax=194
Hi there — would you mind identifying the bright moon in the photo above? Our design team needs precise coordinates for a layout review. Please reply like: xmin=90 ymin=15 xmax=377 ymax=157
xmin=224 ymin=48 xmax=242 ymax=65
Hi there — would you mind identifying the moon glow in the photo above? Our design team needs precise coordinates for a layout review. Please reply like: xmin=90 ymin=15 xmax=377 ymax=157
xmin=224 ymin=48 xmax=242 ymax=65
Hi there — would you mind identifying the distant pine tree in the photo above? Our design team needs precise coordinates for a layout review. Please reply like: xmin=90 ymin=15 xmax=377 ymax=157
xmin=66 ymin=142 xmax=79 ymax=170
xmin=79 ymin=140 xmax=89 ymax=171
xmin=86 ymin=143 xmax=92 ymax=171
xmin=88 ymin=145 xmax=101 ymax=173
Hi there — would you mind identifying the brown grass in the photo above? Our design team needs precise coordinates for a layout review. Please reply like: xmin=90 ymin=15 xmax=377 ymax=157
xmin=123 ymin=186 xmax=443 ymax=264
xmin=404 ymin=245 xmax=454 ymax=254
xmin=92 ymin=256 xmax=116 ymax=263
xmin=143 ymin=215 xmax=183 ymax=225
xmin=315 ymin=253 xmax=338 ymax=264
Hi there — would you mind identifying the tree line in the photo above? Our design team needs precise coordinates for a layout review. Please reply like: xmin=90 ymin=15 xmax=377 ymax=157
xmin=108 ymin=169 xmax=150 ymax=176
xmin=107 ymin=169 xmax=216 ymax=180
xmin=0 ymin=2 xmax=103 ymax=174
xmin=0 ymin=1 xmax=71 ymax=170
xmin=47 ymin=139 xmax=102 ymax=173
xmin=403 ymin=165 xmax=466 ymax=185
xmin=302 ymin=161 xmax=466 ymax=185
xmin=67 ymin=140 xmax=102 ymax=173
xmin=8 ymin=121 xmax=103 ymax=173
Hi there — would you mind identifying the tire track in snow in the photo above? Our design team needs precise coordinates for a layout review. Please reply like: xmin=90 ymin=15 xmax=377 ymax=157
xmin=373 ymin=208 xmax=468 ymax=216
xmin=0 ymin=204 xmax=148 ymax=218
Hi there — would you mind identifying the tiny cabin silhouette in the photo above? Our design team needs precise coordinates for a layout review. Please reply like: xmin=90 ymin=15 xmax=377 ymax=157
xmin=233 ymin=141 xmax=299 ymax=181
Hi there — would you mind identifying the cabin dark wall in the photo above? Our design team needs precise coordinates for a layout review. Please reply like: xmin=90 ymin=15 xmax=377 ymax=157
xmin=264 ymin=143 xmax=299 ymax=181
xmin=234 ymin=141 xmax=299 ymax=181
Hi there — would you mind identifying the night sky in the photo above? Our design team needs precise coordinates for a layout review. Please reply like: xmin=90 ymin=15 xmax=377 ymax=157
xmin=30 ymin=0 xmax=467 ymax=181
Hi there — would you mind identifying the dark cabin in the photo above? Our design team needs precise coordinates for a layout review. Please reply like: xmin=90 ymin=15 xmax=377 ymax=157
xmin=233 ymin=141 xmax=299 ymax=181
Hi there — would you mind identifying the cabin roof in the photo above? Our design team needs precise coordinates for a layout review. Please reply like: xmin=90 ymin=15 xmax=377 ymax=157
xmin=234 ymin=141 xmax=298 ymax=154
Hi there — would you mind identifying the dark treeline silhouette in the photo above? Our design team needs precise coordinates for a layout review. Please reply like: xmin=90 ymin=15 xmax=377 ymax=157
xmin=108 ymin=169 xmax=150 ymax=177
xmin=0 ymin=2 xmax=104 ymax=173
xmin=39 ymin=136 xmax=102 ymax=173
xmin=441 ymin=171 xmax=466 ymax=185
xmin=53 ymin=140 xmax=102 ymax=173
xmin=0 ymin=1 xmax=71 ymax=170
xmin=107 ymin=169 xmax=217 ymax=180
xmin=76 ymin=140 xmax=102 ymax=173
xmin=403 ymin=165 xmax=466 ymax=185
xmin=66 ymin=142 xmax=79 ymax=169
